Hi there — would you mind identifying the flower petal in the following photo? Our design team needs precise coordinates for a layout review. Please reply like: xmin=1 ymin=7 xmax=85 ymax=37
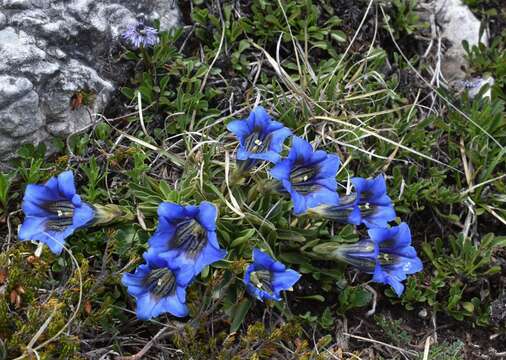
xmin=57 ymin=171 xmax=77 ymax=199
xmin=227 ymin=119 xmax=251 ymax=140
xmin=72 ymin=202 xmax=95 ymax=228
xmin=158 ymin=202 xmax=186 ymax=222
xmin=304 ymin=187 xmax=339 ymax=211
xmin=272 ymin=268 xmax=301 ymax=290
xmin=252 ymin=248 xmax=276 ymax=269
xmin=291 ymin=136 xmax=314 ymax=163
xmin=197 ymin=202 xmax=217 ymax=231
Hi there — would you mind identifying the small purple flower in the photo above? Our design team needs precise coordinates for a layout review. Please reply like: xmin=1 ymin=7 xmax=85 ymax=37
xmin=122 ymin=21 xmax=159 ymax=49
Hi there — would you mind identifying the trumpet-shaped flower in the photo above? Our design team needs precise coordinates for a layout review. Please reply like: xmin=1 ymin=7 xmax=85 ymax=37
xmin=147 ymin=201 xmax=226 ymax=280
xmin=18 ymin=171 xmax=95 ymax=255
xmin=270 ymin=136 xmax=340 ymax=215
xmin=226 ymin=106 xmax=292 ymax=166
xmin=243 ymin=248 xmax=301 ymax=301
xmin=308 ymin=175 xmax=396 ymax=228
xmin=333 ymin=223 xmax=422 ymax=296
xmin=122 ymin=20 xmax=159 ymax=49
xmin=122 ymin=252 xmax=192 ymax=320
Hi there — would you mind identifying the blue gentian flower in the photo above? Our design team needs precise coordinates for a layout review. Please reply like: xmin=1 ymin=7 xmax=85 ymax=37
xmin=18 ymin=171 xmax=95 ymax=255
xmin=147 ymin=201 xmax=226 ymax=280
xmin=226 ymin=106 xmax=292 ymax=166
xmin=243 ymin=248 xmax=301 ymax=301
xmin=333 ymin=223 xmax=423 ymax=296
xmin=122 ymin=252 xmax=192 ymax=320
xmin=307 ymin=175 xmax=396 ymax=228
xmin=270 ymin=136 xmax=340 ymax=215
xmin=122 ymin=21 xmax=159 ymax=49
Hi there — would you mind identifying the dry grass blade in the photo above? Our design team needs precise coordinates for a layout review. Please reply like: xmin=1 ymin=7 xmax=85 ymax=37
xmin=343 ymin=332 xmax=418 ymax=357
xmin=313 ymin=115 xmax=462 ymax=172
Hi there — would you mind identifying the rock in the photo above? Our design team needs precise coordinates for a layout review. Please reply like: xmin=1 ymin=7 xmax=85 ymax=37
xmin=0 ymin=0 xmax=180 ymax=162
xmin=434 ymin=0 xmax=488 ymax=81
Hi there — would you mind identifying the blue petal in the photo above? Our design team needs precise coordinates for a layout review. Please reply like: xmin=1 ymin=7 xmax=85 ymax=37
xmin=247 ymin=284 xmax=264 ymax=302
xmin=269 ymin=260 xmax=286 ymax=273
xmin=372 ymin=263 xmax=387 ymax=283
xmin=393 ymin=255 xmax=423 ymax=275
xmin=351 ymin=177 xmax=367 ymax=198
xmin=57 ymin=171 xmax=77 ymax=199
xmin=18 ymin=213 xmax=70 ymax=255
xmin=21 ymin=198 xmax=51 ymax=217
xmin=252 ymin=248 xmax=276 ymax=269
xmin=237 ymin=148 xmax=251 ymax=161
xmin=125 ymin=284 xmax=146 ymax=296
xmin=247 ymin=150 xmax=281 ymax=164
xmin=40 ymin=231 xmax=67 ymax=255
xmin=251 ymin=106 xmax=271 ymax=131
xmin=158 ymin=202 xmax=186 ymax=222
xmin=165 ymin=293 xmax=189 ymax=317
xmin=347 ymin=205 xmax=362 ymax=225
xmin=227 ymin=119 xmax=250 ymax=141
xmin=317 ymin=154 xmax=340 ymax=178
xmin=315 ymin=177 xmax=337 ymax=191
xmin=176 ymin=286 xmax=187 ymax=304
xmin=194 ymin=243 xmax=226 ymax=274
xmin=155 ymin=294 xmax=188 ymax=318
xmin=157 ymin=249 xmax=180 ymax=263
xmin=308 ymin=150 xmax=327 ymax=166
xmin=44 ymin=176 xmax=59 ymax=193
xmin=268 ymin=127 xmax=292 ymax=153
xmin=18 ymin=216 xmax=46 ymax=241
xmin=73 ymin=202 xmax=95 ymax=228
xmin=368 ymin=175 xmax=388 ymax=201
xmin=143 ymin=251 xmax=168 ymax=269
xmin=135 ymin=293 xmax=157 ymax=320
xmin=291 ymin=136 xmax=314 ymax=163
xmin=291 ymin=191 xmax=308 ymax=215
xmin=176 ymin=265 xmax=195 ymax=286
xmin=270 ymin=160 xmax=292 ymax=181
xmin=272 ymin=269 xmax=301 ymax=290
xmin=122 ymin=264 xmax=150 ymax=287
xmin=206 ymin=231 xmax=220 ymax=249
xmin=71 ymin=194 xmax=82 ymax=207
xmin=304 ymin=188 xmax=340 ymax=212
xmin=148 ymin=227 xmax=175 ymax=252
xmin=23 ymin=183 xmax=62 ymax=209
xmin=362 ymin=205 xmax=396 ymax=228
xmin=367 ymin=227 xmax=391 ymax=245
xmin=265 ymin=119 xmax=285 ymax=134
xmin=197 ymin=202 xmax=217 ymax=231
xmin=184 ymin=205 xmax=199 ymax=218
xmin=386 ymin=277 xmax=405 ymax=296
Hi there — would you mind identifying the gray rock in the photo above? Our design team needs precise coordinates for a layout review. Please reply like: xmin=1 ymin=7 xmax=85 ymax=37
xmin=0 ymin=0 xmax=180 ymax=161
xmin=434 ymin=0 xmax=488 ymax=81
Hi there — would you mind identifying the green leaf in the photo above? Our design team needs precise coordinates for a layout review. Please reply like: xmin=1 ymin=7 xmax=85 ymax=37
xmin=230 ymin=298 xmax=252 ymax=333
xmin=298 ymin=294 xmax=325 ymax=302
xmin=330 ymin=31 xmax=346 ymax=42
xmin=230 ymin=228 xmax=256 ymax=248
